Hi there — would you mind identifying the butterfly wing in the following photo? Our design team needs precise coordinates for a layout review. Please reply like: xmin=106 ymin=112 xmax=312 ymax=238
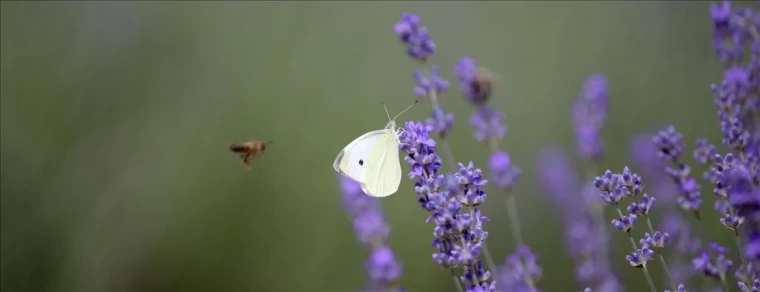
xmin=333 ymin=130 xmax=388 ymax=183
xmin=361 ymin=130 xmax=402 ymax=197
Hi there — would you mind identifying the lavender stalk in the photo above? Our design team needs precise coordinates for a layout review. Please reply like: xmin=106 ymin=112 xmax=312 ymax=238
xmin=339 ymin=176 xmax=403 ymax=292
xmin=393 ymin=13 xmax=497 ymax=284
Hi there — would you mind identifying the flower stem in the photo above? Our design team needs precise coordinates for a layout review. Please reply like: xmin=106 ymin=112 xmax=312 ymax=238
xmin=718 ymin=272 xmax=730 ymax=292
xmin=505 ymin=191 xmax=524 ymax=245
xmin=618 ymin=209 xmax=657 ymax=292
xmin=451 ymin=270 xmax=465 ymax=292
xmin=724 ymin=198 xmax=751 ymax=287
xmin=644 ymin=215 xmax=676 ymax=291
xmin=735 ymin=230 xmax=751 ymax=287
xmin=441 ymin=138 xmax=458 ymax=173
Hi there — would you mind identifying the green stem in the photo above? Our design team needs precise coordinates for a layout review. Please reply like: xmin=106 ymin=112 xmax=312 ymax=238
xmin=505 ymin=191 xmax=524 ymax=245
xmin=618 ymin=209 xmax=656 ymax=292
xmin=735 ymin=229 xmax=752 ymax=288
xmin=644 ymin=215 xmax=676 ymax=291
xmin=722 ymin=197 xmax=751 ymax=288
xmin=451 ymin=270 xmax=464 ymax=292
xmin=718 ymin=272 xmax=730 ymax=292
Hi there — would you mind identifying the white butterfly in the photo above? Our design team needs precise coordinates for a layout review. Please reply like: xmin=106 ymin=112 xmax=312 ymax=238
xmin=333 ymin=101 xmax=418 ymax=197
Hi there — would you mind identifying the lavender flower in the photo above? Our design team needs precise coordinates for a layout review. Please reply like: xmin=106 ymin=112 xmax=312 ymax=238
xmin=594 ymin=167 xmax=670 ymax=291
xmin=414 ymin=66 xmax=448 ymax=98
xmin=498 ymin=245 xmax=541 ymax=292
xmin=489 ymin=150 xmax=520 ymax=189
xmin=393 ymin=13 xmax=435 ymax=62
xmin=469 ymin=105 xmax=506 ymax=143
xmin=399 ymin=121 xmax=495 ymax=291
xmin=653 ymin=125 xmax=704 ymax=212
xmin=455 ymin=56 xmax=519 ymax=192
xmin=426 ymin=106 xmax=454 ymax=139
xmin=538 ymin=147 xmax=619 ymax=291
xmin=398 ymin=14 xmax=456 ymax=147
xmin=738 ymin=278 xmax=759 ymax=292
xmin=735 ymin=260 xmax=759 ymax=288
xmin=626 ymin=248 xmax=654 ymax=268
xmin=339 ymin=176 xmax=403 ymax=291
xmin=572 ymin=74 xmax=609 ymax=161
xmin=692 ymin=242 xmax=733 ymax=280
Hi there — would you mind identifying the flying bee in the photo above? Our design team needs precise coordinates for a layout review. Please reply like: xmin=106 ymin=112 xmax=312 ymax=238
xmin=228 ymin=140 xmax=273 ymax=170
xmin=470 ymin=68 xmax=499 ymax=105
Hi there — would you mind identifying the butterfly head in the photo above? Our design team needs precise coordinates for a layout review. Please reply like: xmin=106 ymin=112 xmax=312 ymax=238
xmin=382 ymin=100 xmax=418 ymax=132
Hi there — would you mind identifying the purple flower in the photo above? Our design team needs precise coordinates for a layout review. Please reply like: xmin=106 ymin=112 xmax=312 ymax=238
xmin=339 ymin=176 xmax=403 ymax=289
xmin=654 ymin=125 xmax=686 ymax=163
xmin=612 ymin=213 xmax=638 ymax=232
xmin=626 ymin=194 xmax=656 ymax=215
xmin=454 ymin=57 xmax=491 ymax=104
xmin=737 ymin=278 xmax=759 ymax=292
xmin=640 ymin=231 xmax=670 ymax=251
xmin=746 ymin=231 xmax=760 ymax=261
xmin=626 ymin=248 xmax=654 ymax=268
xmin=498 ymin=245 xmax=542 ymax=292
xmin=340 ymin=176 xmax=390 ymax=245
xmin=399 ymin=121 xmax=495 ymax=289
xmin=594 ymin=168 xmax=643 ymax=205
xmin=366 ymin=245 xmax=403 ymax=284
xmin=489 ymin=151 xmax=520 ymax=189
xmin=735 ymin=260 xmax=759 ymax=286
xmin=393 ymin=13 xmax=435 ymax=61
xmin=694 ymin=139 xmax=719 ymax=164
xmin=469 ymin=105 xmax=506 ymax=142
xmin=455 ymin=162 xmax=488 ymax=207
xmin=692 ymin=242 xmax=733 ymax=280
xmin=537 ymin=147 xmax=579 ymax=209
xmin=653 ymin=125 xmax=704 ymax=212
xmin=414 ymin=66 xmax=449 ymax=98
xmin=572 ymin=74 xmax=609 ymax=161
xmin=425 ymin=106 xmax=454 ymax=139
xmin=631 ymin=133 xmax=680 ymax=205
xmin=660 ymin=214 xmax=701 ymax=255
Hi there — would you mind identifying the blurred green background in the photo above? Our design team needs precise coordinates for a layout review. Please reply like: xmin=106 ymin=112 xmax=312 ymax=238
xmin=0 ymin=1 xmax=742 ymax=292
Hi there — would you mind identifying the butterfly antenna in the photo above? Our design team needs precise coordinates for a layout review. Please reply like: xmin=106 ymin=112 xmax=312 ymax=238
xmin=381 ymin=101 xmax=393 ymax=122
xmin=264 ymin=140 xmax=274 ymax=145
xmin=391 ymin=99 xmax=419 ymax=121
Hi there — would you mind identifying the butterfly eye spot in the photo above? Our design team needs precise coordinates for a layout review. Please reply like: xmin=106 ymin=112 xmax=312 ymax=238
xmin=359 ymin=159 xmax=364 ymax=166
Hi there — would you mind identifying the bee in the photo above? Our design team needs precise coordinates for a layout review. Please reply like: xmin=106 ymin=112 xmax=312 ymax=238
xmin=470 ymin=67 xmax=496 ymax=104
xmin=228 ymin=140 xmax=273 ymax=170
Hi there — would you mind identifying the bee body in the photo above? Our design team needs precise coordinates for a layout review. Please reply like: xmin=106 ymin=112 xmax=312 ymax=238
xmin=471 ymin=68 xmax=494 ymax=104
xmin=228 ymin=140 xmax=272 ymax=170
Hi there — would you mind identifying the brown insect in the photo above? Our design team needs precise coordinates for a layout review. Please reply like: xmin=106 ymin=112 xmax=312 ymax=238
xmin=228 ymin=140 xmax=273 ymax=170
xmin=470 ymin=68 xmax=496 ymax=104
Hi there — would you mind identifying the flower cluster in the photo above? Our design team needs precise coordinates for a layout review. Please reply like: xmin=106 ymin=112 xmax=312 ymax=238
xmin=653 ymin=125 xmax=705 ymax=213
xmin=572 ymin=74 xmax=609 ymax=162
xmin=696 ymin=1 xmax=760 ymax=288
xmin=399 ymin=121 xmax=495 ymax=291
xmin=395 ymin=14 xmax=454 ymax=141
xmin=339 ymin=176 xmax=403 ymax=291
xmin=537 ymin=147 xmax=619 ymax=291
xmin=335 ymin=4 xmax=760 ymax=292
xmin=498 ymin=245 xmax=542 ymax=292
xmin=594 ymin=167 xmax=679 ymax=290
xmin=454 ymin=57 xmax=520 ymax=190
xmin=393 ymin=13 xmax=435 ymax=62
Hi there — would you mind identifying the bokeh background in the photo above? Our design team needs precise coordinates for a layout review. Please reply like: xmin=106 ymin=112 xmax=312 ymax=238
xmin=0 ymin=1 xmax=744 ymax=292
